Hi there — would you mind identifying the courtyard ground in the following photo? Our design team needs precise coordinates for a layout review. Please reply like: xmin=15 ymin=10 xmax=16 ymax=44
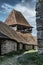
xmin=0 ymin=50 xmax=43 ymax=65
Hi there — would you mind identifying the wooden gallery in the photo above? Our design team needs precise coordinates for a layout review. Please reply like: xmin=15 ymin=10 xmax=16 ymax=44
xmin=0 ymin=10 xmax=37 ymax=55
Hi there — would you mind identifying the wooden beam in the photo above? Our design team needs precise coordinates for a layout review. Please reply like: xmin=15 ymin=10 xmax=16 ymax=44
xmin=0 ymin=43 xmax=1 ymax=55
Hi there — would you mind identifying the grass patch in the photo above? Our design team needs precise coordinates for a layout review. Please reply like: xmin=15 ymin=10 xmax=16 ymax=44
xmin=17 ymin=50 xmax=43 ymax=65
xmin=0 ymin=56 xmax=7 ymax=62
xmin=0 ymin=50 xmax=25 ymax=61
xmin=4 ymin=50 xmax=25 ymax=57
xmin=24 ymin=49 xmax=38 ymax=54
xmin=0 ymin=50 xmax=43 ymax=65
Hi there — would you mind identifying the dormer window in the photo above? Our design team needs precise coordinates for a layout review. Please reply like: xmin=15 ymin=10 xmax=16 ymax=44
xmin=17 ymin=25 xmax=32 ymax=33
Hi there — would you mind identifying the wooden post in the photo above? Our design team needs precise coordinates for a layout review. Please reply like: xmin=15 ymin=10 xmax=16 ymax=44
xmin=0 ymin=42 xmax=1 ymax=55
xmin=17 ymin=43 xmax=20 ymax=50
xmin=0 ymin=39 xmax=2 ymax=55
xmin=23 ymin=44 xmax=26 ymax=50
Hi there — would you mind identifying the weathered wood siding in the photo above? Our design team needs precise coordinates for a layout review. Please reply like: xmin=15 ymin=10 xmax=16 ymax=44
xmin=1 ymin=40 xmax=37 ymax=55
xmin=1 ymin=40 xmax=17 ymax=54
xmin=25 ymin=45 xmax=32 ymax=50
xmin=19 ymin=43 xmax=23 ymax=50
xmin=34 ymin=46 xmax=38 ymax=50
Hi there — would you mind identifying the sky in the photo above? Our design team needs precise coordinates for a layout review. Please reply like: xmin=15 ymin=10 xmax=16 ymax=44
xmin=0 ymin=0 xmax=37 ymax=36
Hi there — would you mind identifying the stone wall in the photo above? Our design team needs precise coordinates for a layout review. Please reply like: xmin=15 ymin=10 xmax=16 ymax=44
xmin=1 ymin=40 xmax=17 ymax=54
xmin=36 ymin=0 xmax=43 ymax=50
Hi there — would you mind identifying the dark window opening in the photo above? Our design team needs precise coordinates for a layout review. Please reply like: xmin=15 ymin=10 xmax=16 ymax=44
xmin=32 ymin=45 xmax=34 ymax=49
xmin=23 ymin=44 xmax=26 ymax=50
xmin=17 ymin=25 xmax=32 ymax=33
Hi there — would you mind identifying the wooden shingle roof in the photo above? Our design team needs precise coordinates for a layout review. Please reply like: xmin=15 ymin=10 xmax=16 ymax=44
xmin=0 ymin=32 xmax=10 ymax=39
xmin=0 ymin=21 xmax=27 ymax=43
xmin=0 ymin=22 xmax=37 ymax=45
xmin=16 ymin=32 xmax=37 ymax=45
xmin=5 ymin=10 xmax=32 ymax=27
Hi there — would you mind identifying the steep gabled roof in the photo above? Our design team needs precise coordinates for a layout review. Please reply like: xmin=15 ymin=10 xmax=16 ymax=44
xmin=0 ymin=21 xmax=37 ymax=45
xmin=5 ymin=10 xmax=32 ymax=27
xmin=0 ymin=21 xmax=27 ymax=43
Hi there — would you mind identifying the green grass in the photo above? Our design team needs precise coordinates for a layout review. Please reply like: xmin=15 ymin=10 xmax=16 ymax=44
xmin=24 ymin=49 xmax=38 ymax=54
xmin=17 ymin=50 xmax=43 ymax=65
xmin=0 ymin=50 xmax=25 ymax=62
xmin=0 ymin=50 xmax=43 ymax=65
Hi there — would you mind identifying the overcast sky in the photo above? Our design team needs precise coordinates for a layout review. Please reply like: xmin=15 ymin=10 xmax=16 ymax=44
xmin=0 ymin=0 xmax=37 ymax=36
